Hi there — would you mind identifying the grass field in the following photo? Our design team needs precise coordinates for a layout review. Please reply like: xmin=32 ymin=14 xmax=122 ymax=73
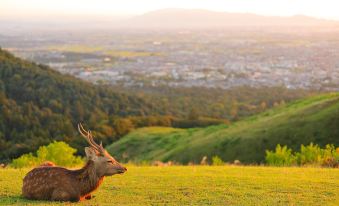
xmin=47 ymin=45 xmax=159 ymax=57
xmin=0 ymin=166 xmax=338 ymax=205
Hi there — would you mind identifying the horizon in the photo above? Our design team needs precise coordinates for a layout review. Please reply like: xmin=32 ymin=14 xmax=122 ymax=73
xmin=1 ymin=0 xmax=339 ymax=21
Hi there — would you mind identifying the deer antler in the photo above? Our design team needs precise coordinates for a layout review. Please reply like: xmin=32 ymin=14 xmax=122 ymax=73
xmin=78 ymin=123 xmax=105 ymax=153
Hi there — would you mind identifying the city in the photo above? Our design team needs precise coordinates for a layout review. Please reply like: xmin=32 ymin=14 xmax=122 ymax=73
xmin=1 ymin=27 xmax=339 ymax=91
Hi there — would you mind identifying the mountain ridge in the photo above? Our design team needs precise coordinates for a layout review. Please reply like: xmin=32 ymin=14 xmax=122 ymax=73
xmin=120 ymin=8 xmax=339 ymax=29
xmin=1 ymin=9 xmax=338 ymax=31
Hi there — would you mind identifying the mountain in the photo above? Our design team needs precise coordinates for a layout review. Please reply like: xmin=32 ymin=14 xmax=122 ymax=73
xmin=1 ymin=9 xmax=337 ymax=32
xmin=121 ymin=9 xmax=338 ymax=29
xmin=107 ymin=93 xmax=339 ymax=164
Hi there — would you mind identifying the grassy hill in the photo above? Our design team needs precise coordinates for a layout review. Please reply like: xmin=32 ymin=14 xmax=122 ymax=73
xmin=107 ymin=93 xmax=339 ymax=164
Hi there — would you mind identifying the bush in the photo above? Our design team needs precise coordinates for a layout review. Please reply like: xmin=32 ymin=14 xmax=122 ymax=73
xmin=296 ymin=143 xmax=323 ymax=166
xmin=265 ymin=144 xmax=296 ymax=166
xmin=266 ymin=143 xmax=339 ymax=167
xmin=322 ymin=144 xmax=339 ymax=167
xmin=212 ymin=156 xmax=224 ymax=166
xmin=10 ymin=153 xmax=38 ymax=168
xmin=10 ymin=141 xmax=83 ymax=168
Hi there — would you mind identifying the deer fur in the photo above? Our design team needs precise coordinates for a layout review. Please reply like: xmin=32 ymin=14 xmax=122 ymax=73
xmin=39 ymin=161 xmax=55 ymax=167
xmin=22 ymin=123 xmax=127 ymax=202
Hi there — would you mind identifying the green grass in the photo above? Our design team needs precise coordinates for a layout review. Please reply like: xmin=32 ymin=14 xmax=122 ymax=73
xmin=107 ymin=93 xmax=339 ymax=164
xmin=47 ymin=45 xmax=159 ymax=57
xmin=0 ymin=166 xmax=338 ymax=205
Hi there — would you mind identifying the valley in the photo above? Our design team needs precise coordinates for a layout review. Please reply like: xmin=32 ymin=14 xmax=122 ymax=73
xmin=1 ymin=27 xmax=339 ymax=91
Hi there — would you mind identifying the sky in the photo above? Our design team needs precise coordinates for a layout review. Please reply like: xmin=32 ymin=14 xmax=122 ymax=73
xmin=1 ymin=0 xmax=339 ymax=20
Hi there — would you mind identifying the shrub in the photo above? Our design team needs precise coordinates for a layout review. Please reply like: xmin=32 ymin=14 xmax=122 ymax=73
xmin=10 ymin=141 xmax=83 ymax=168
xmin=212 ymin=156 xmax=224 ymax=166
xmin=266 ymin=143 xmax=339 ymax=167
xmin=295 ymin=143 xmax=323 ymax=166
xmin=322 ymin=144 xmax=339 ymax=167
xmin=10 ymin=153 xmax=38 ymax=168
xmin=265 ymin=144 xmax=296 ymax=166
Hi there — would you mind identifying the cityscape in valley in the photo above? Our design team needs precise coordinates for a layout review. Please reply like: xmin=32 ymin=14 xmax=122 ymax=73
xmin=1 ymin=25 xmax=339 ymax=91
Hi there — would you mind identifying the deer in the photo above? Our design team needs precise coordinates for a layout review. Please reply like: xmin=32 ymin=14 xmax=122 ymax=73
xmin=22 ymin=123 xmax=127 ymax=202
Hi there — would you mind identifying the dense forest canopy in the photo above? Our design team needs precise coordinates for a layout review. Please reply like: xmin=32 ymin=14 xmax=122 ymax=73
xmin=111 ymin=85 xmax=314 ymax=120
xmin=0 ymin=48 xmax=315 ymax=162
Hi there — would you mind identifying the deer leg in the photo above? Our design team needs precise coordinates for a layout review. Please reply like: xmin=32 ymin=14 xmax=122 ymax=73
xmin=51 ymin=189 xmax=80 ymax=202
xmin=80 ymin=194 xmax=93 ymax=201
xmin=84 ymin=194 xmax=92 ymax=200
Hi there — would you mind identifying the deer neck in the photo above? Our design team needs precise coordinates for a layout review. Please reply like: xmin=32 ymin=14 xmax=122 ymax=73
xmin=77 ymin=160 xmax=104 ymax=196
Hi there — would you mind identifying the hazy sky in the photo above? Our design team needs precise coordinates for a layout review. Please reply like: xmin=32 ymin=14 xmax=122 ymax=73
xmin=1 ymin=0 xmax=339 ymax=20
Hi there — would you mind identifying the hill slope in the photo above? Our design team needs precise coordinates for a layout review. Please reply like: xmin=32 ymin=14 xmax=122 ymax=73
xmin=107 ymin=93 xmax=339 ymax=163
xmin=0 ymin=48 xmax=160 ymax=161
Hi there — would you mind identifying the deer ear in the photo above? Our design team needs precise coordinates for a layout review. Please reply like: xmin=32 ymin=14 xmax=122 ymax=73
xmin=85 ymin=147 xmax=98 ymax=160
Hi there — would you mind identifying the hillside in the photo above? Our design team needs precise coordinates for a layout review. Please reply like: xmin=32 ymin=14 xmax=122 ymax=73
xmin=122 ymin=9 xmax=338 ymax=29
xmin=0 ymin=48 xmax=160 ymax=161
xmin=0 ymin=48 xmax=314 ymax=161
xmin=107 ymin=93 xmax=339 ymax=164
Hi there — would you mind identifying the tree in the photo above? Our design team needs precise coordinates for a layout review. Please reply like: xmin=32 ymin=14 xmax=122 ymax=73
xmin=260 ymin=101 xmax=267 ymax=110
xmin=10 ymin=141 xmax=83 ymax=168
xmin=188 ymin=108 xmax=199 ymax=120
xmin=230 ymin=100 xmax=238 ymax=120
xmin=113 ymin=118 xmax=134 ymax=136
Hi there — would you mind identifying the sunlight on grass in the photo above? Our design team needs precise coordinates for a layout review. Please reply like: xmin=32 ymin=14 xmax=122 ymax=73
xmin=47 ymin=45 xmax=104 ymax=53
xmin=0 ymin=166 xmax=338 ymax=205
xmin=104 ymin=50 xmax=159 ymax=57
xmin=130 ymin=127 xmax=183 ymax=135
xmin=47 ymin=45 xmax=160 ymax=58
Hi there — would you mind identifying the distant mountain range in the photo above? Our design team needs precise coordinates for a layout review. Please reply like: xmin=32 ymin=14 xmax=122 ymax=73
xmin=1 ymin=8 xmax=338 ymax=32
xmin=120 ymin=8 xmax=338 ymax=29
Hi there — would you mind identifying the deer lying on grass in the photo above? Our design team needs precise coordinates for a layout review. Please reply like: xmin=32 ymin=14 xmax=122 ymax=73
xmin=22 ymin=123 xmax=127 ymax=202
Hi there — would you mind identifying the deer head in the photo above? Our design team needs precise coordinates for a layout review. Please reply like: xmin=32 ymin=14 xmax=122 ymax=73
xmin=78 ymin=123 xmax=127 ymax=177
